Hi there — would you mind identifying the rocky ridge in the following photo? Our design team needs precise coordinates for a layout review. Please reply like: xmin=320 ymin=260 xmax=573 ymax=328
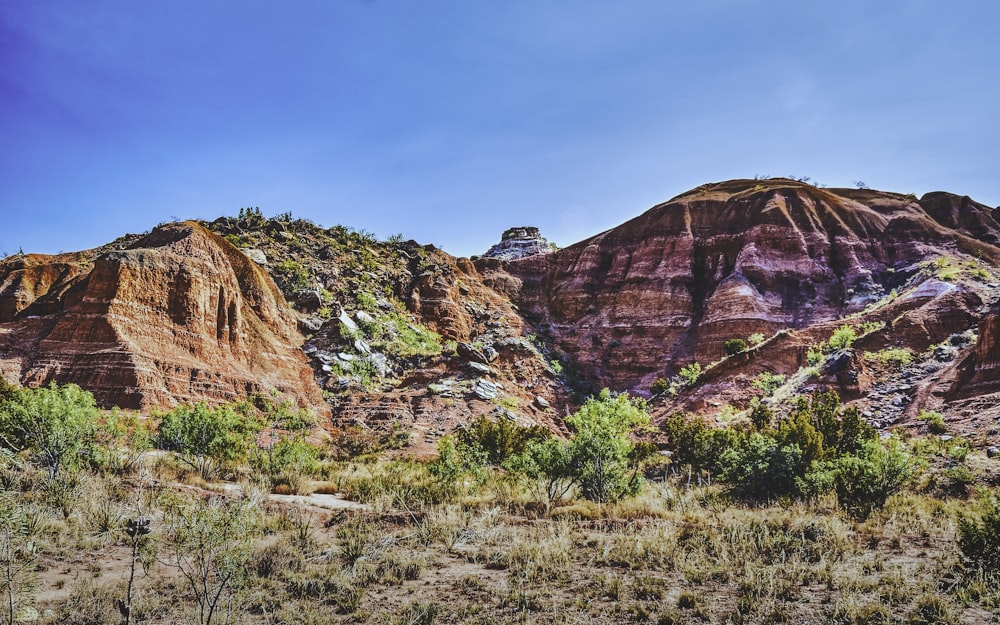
xmin=4 ymin=180 xmax=1000 ymax=452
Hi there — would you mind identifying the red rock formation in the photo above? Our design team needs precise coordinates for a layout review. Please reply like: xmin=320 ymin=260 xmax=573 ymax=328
xmin=0 ymin=222 xmax=325 ymax=413
xmin=479 ymin=179 xmax=1000 ymax=393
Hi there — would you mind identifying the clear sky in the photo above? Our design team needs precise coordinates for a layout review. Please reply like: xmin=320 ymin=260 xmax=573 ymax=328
xmin=2 ymin=1 xmax=998 ymax=259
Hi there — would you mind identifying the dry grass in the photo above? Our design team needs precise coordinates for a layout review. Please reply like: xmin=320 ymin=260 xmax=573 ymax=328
xmin=0 ymin=453 xmax=994 ymax=625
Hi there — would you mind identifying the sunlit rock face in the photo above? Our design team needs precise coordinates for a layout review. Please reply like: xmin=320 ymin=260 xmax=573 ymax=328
xmin=0 ymin=221 xmax=326 ymax=413
xmin=478 ymin=179 xmax=1000 ymax=391
xmin=482 ymin=227 xmax=554 ymax=261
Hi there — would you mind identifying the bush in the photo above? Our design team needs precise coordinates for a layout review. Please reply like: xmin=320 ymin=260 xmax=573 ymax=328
xmin=565 ymin=390 xmax=652 ymax=503
xmin=864 ymin=347 xmax=914 ymax=368
xmin=919 ymin=410 xmax=947 ymax=434
xmin=155 ymin=403 xmax=263 ymax=479
xmin=660 ymin=411 xmax=741 ymax=475
xmin=751 ymin=372 xmax=786 ymax=397
xmin=724 ymin=338 xmax=747 ymax=356
xmin=832 ymin=439 xmax=913 ymax=520
xmin=828 ymin=326 xmax=858 ymax=351
xmin=678 ymin=363 xmax=702 ymax=387
xmin=456 ymin=416 xmax=550 ymax=467
xmin=718 ymin=432 xmax=810 ymax=503
xmin=650 ymin=378 xmax=670 ymax=396
xmin=0 ymin=382 xmax=100 ymax=478
xmin=272 ymin=259 xmax=312 ymax=293
xmin=958 ymin=491 xmax=1000 ymax=572
xmin=717 ymin=391 xmax=880 ymax=505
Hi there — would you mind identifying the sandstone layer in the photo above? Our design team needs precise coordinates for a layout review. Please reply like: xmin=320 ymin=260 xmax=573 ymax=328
xmin=478 ymin=179 xmax=1000 ymax=393
xmin=0 ymin=222 xmax=325 ymax=413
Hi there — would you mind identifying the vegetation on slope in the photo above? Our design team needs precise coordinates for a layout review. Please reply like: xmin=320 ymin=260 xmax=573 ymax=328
xmin=1 ymin=379 xmax=998 ymax=623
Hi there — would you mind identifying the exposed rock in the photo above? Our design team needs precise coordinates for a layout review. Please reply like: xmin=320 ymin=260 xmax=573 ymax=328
xmin=428 ymin=383 xmax=453 ymax=397
xmin=355 ymin=310 xmax=376 ymax=326
xmin=365 ymin=353 xmax=390 ymax=377
xmin=534 ymin=396 xmax=551 ymax=409
xmin=354 ymin=339 xmax=371 ymax=354
xmin=987 ymin=446 xmax=999 ymax=459
xmin=483 ymin=345 xmax=499 ymax=362
xmin=483 ymin=227 xmax=554 ymax=261
xmin=474 ymin=379 xmax=500 ymax=400
xmin=338 ymin=310 xmax=358 ymax=334
xmin=467 ymin=362 xmax=493 ymax=376
xmin=241 ymin=248 xmax=268 ymax=265
xmin=294 ymin=289 xmax=323 ymax=312
xmin=457 ymin=341 xmax=489 ymax=364
xmin=478 ymin=179 xmax=1000 ymax=394
xmin=0 ymin=222 xmax=326 ymax=413
xmin=299 ymin=317 xmax=323 ymax=333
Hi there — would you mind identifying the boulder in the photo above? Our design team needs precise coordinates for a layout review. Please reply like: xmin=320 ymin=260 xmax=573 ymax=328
xmin=457 ymin=341 xmax=489 ymax=364
xmin=241 ymin=248 xmax=268 ymax=265
xmin=473 ymin=379 xmax=500 ymax=401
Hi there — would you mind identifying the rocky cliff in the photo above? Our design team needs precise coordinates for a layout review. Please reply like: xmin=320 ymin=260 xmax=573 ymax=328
xmin=4 ymin=179 xmax=1000 ymax=449
xmin=0 ymin=222 xmax=325 ymax=413
xmin=478 ymin=179 xmax=1000 ymax=396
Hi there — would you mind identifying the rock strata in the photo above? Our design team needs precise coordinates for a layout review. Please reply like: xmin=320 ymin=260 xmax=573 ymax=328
xmin=0 ymin=222 xmax=325 ymax=413
xmin=482 ymin=227 xmax=554 ymax=261
xmin=479 ymin=179 xmax=1000 ymax=394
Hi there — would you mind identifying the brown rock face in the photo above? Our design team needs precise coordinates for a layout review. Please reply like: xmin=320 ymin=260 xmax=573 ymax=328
xmin=0 ymin=222 xmax=325 ymax=413
xmin=957 ymin=301 xmax=1000 ymax=397
xmin=479 ymin=179 xmax=1000 ymax=392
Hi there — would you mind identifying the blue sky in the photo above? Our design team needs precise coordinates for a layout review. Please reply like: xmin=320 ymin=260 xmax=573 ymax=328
xmin=2 ymin=1 xmax=998 ymax=258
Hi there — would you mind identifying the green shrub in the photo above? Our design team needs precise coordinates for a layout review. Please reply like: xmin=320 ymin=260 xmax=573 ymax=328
xmin=678 ymin=363 xmax=702 ymax=387
xmin=718 ymin=432 xmax=811 ymax=504
xmin=660 ymin=411 xmax=742 ymax=475
xmin=832 ymin=439 xmax=913 ymax=520
xmin=958 ymin=491 xmax=1000 ymax=572
xmin=650 ymin=378 xmax=670 ymax=396
xmin=828 ymin=326 xmax=858 ymax=351
xmin=748 ymin=332 xmax=766 ymax=347
xmin=272 ymin=259 xmax=312 ymax=293
xmin=0 ymin=382 xmax=100 ymax=478
xmin=864 ymin=347 xmax=914 ymax=368
xmin=751 ymin=372 xmax=786 ymax=397
xmin=456 ymin=416 xmax=550 ymax=467
xmin=919 ymin=410 xmax=947 ymax=434
xmin=724 ymin=338 xmax=747 ymax=356
xmin=717 ymin=391 xmax=879 ymax=504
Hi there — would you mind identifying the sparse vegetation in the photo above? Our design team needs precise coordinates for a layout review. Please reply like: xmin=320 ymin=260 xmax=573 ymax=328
xmin=864 ymin=347 xmax=915 ymax=368
xmin=724 ymin=338 xmax=747 ymax=356
xmin=0 ymin=379 xmax=995 ymax=623
xmin=751 ymin=371 xmax=786 ymax=397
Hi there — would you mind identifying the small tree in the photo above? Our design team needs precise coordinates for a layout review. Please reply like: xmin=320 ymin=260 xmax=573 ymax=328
xmin=505 ymin=438 xmax=575 ymax=508
xmin=0 ymin=383 xmax=99 ymax=478
xmin=566 ymin=389 xmax=651 ymax=503
xmin=162 ymin=497 xmax=259 ymax=625
xmin=155 ymin=403 xmax=262 ymax=480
